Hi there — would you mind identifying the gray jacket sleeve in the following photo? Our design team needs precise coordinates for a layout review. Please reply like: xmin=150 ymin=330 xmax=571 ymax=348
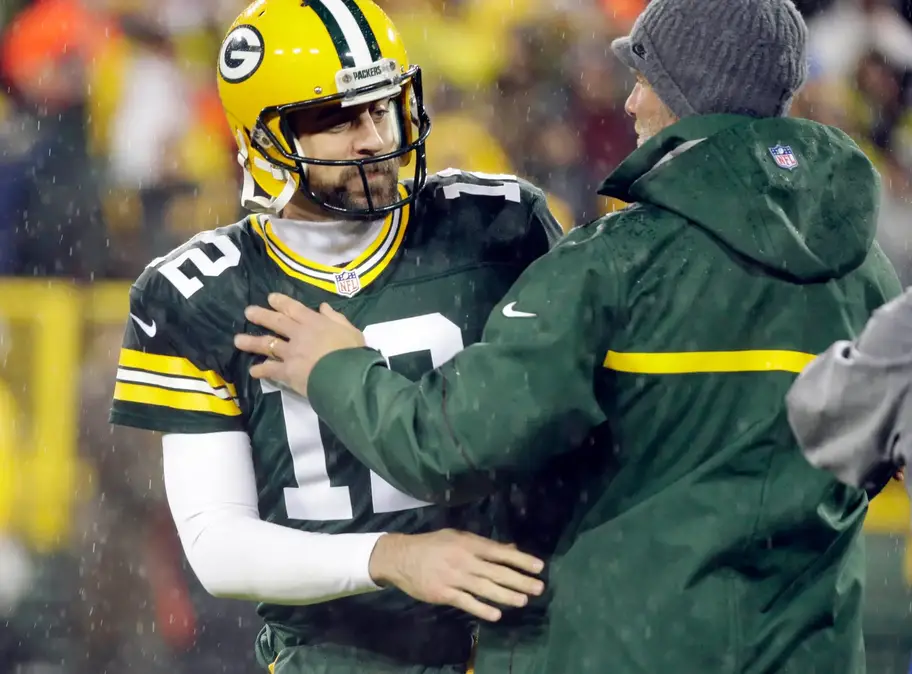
xmin=786 ymin=287 xmax=912 ymax=496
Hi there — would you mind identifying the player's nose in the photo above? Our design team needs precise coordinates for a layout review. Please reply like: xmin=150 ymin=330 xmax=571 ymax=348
xmin=353 ymin=111 xmax=386 ymax=155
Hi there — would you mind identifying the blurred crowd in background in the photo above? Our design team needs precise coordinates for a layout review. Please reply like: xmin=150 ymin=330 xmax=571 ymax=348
xmin=4 ymin=0 xmax=912 ymax=672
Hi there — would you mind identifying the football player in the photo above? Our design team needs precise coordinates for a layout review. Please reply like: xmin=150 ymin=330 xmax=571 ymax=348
xmin=108 ymin=0 xmax=561 ymax=672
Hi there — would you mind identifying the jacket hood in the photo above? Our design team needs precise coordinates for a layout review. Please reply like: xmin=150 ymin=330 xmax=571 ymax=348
xmin=598 ymin=115 xmax=880 ymax=281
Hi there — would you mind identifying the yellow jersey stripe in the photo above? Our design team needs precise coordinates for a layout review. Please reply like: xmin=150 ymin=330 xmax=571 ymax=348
xmin=113 ymin=382 xmax=242 ymax=416
xmin=259 ymin=184 xmax=407 ymax=274
xmin=256 ymin=190 xmax=411 ymax=294
xmin=345 ymin=197 xmax=398 ymax=268
xmin=603 ymin=349 xmax=815 ymax=374
xmin=118 ymin=348 xmax=238 ymax=397
xmin=263 ymin=207 xmax=393 ymax=273
xmin=358 ymin=197 xmax=410 ymax=287
xmin=254 ymin=219 xmax=339 ymax=292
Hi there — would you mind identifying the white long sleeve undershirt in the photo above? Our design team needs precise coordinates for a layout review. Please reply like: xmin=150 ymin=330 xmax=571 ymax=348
xmin=162 ymin=215 xmax=392 ymax=604
xmin=162 ymin=431 xmax=384 ymax=604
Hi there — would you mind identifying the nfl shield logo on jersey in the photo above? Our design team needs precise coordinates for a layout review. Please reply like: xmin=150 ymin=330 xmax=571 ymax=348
xmin=768 ymin=145 xmax=798 ymax=170
xmin=333 ymin=270 xmax=361 ymax=297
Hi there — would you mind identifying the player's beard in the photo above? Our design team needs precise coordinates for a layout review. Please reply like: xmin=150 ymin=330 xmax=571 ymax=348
xmin=310 ymin=158 xmax=400 ymax=213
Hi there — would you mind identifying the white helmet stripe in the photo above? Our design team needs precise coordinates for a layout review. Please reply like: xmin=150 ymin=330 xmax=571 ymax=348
xmin=317 ymin=0 xmax=373 ymax=67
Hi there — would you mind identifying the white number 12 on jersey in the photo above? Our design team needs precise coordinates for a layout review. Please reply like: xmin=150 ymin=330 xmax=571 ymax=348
xmin=263 ymin=313 xmax=465 ymax=521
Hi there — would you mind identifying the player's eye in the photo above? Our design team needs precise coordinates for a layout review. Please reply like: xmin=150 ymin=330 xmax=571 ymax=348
xmin=326 ymin=120 xmax=352 ymax=133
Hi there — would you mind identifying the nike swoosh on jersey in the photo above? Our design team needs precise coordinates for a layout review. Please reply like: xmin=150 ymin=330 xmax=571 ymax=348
xmin=502 ymin=302 xmax=537 ymax=318
xmin=130 ymin=313 xmax=157 ymax=337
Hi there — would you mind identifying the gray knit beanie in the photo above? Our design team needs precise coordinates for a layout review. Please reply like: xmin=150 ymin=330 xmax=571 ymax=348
xmin=611 ymin=0 xmax=809 ymax=119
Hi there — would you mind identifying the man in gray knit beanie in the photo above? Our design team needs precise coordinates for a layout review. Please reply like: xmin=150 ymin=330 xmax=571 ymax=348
xmin=611 ymin=0 xmax=808 ymax=145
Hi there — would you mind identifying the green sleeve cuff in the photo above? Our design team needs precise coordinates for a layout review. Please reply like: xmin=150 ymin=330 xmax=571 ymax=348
xmin=308 ymin=346 xmax=385 ymax=410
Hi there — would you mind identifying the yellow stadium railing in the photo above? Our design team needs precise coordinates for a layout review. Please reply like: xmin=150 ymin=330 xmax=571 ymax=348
xmin=84 ymin=281 xmax=132 ymax=324
xmin=0 ymin=380 xmax=16 ymax=533
xmin=866 ymin=481 xmax=910 ymax=534
xmin=0 ymin=280 xmax=82 ymax=552
xmin=0 ymin=279 xmax=908 ymax=553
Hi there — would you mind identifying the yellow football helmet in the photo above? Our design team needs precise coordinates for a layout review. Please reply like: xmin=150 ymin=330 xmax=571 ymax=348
xmin=217 ymin=0 xmax=431 ymax=217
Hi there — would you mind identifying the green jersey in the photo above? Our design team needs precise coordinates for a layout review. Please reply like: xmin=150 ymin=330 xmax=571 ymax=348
xmin=108 ymin=169 xmax=561 ymax=669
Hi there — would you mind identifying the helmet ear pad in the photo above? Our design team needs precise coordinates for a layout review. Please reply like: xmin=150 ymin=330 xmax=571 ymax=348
xmin=231 ymin=120 xmax=300 ymax=214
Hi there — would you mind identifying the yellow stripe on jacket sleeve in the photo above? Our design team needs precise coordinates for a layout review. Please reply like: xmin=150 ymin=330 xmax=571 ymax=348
xmin=113 ymin=382 xmax=242 ymax=416
xmin=603 ymin=349 xmax=816 ymax=374
xmin=118 ymin=348 xmax=238 ymax=397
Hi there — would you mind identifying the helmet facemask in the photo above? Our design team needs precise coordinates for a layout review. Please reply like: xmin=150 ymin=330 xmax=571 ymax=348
xmin=248 ymin=63 xmax=430 ymax=219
